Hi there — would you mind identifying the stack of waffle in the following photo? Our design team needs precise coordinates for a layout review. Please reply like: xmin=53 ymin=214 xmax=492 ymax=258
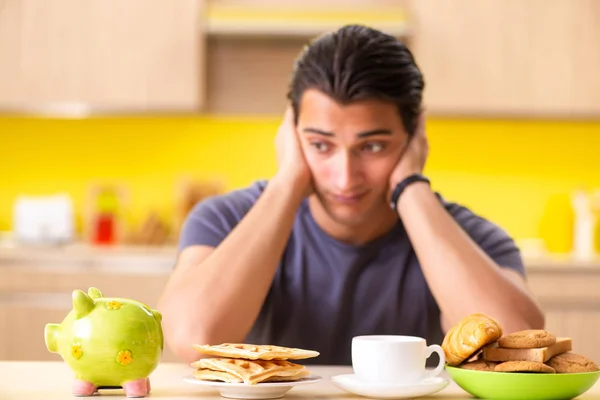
xmin=191 ymin=343 xmax=320 ymax=385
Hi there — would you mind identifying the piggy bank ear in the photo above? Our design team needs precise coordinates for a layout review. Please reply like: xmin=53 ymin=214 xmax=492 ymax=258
xmin=87 ymin=287 xmax=103 ymax=299
xmin=151 ymin=309 xmax=162 ymax=324
xmin=73 ymin=290 xmax=95 ymax=318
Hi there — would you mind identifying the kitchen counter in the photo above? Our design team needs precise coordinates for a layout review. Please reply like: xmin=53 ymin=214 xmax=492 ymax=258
xmin=2 ymin=241 xmax=600 ymax=271
xmin=0 ymin=242 xmax=177 ymax=270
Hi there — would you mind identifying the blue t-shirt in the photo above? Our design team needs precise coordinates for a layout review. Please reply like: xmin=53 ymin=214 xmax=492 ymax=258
xmin=178 ymin=180 xmax=525 ymax=365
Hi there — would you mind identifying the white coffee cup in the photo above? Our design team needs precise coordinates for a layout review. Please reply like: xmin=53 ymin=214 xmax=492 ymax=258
xmin=351 ymin=335 xmax=446 ymax=385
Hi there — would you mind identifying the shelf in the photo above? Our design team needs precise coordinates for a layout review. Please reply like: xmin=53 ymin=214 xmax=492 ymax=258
xmin=204 ymin=7 xmax=410 ymax=38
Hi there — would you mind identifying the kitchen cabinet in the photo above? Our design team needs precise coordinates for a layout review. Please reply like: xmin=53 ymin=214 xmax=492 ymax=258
xmin=527 ymin=266 xmax=600 ymax=362
xmin=410 ymin=0 xmax=600 ymax=118
xmin=0 ymin=248 xmax=180 ymax=362
xmin=204 ymin=0 xmax=409 ymax=37
xmin=205 ymin=36 xmax=305 ymax=114
xmin=1 ymin=0 xmax=597 ymax=118
xmin=201 ymin=0 xmax=411 ymax=114
xmin=0 ymin=0 xmax=203 ymax=115
xmin=0 ymin=306 xmax=5 ymax=359
xmin=0 ymin=298 xmax=181 ymax=362
xmin=201 ymin=0 xmax=600 ymax=117
xmin=0 ymin=300 xmax=79 ymax=361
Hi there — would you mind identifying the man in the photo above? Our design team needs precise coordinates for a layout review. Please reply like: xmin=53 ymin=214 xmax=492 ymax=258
xmin=158 ymin=25 xmax=545 ymax=365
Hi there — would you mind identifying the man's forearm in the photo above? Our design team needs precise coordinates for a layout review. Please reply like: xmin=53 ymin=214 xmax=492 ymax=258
xmin=160 ymin=178 xmax=305 ymax=357
xmin=397 ymin=182 xmax=545 ymax=332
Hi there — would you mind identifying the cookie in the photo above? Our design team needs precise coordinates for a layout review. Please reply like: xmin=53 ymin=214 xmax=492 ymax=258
xmin=497 ymin=330 xmax=556 ymax=349
xmin=546 ymin=352 xmax=600 ymax=373
xmin=495 ymin=361 xmax=556 ymax=373
xmin=483 ymin=337 xmax=572 ymax=363
xmin=460 ymin=359 xmax=498 ymax=372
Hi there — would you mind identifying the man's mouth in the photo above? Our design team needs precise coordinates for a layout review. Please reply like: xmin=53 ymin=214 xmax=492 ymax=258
xmin=330 ymin=192 xmax=366 ymax=204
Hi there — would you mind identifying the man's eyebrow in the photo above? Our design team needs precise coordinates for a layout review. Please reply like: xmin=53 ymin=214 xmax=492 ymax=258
xmin=302 ymin=127 xmax=334 ymax=137
xmin=357 ymin=129 xmax=392 ymax=138
xmin=302 ymin=128 xmax=392 ymax=138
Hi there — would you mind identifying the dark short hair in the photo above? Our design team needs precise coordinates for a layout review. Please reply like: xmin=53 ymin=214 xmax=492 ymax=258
xmin=287 ymin=24 xmax=424 ymax=135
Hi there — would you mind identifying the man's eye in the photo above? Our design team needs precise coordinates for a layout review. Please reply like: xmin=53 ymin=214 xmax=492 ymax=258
xmin=311 ymin=142 xmax=330 ymax=153
xmin=363 ymin=143 xmax=385 ymax=153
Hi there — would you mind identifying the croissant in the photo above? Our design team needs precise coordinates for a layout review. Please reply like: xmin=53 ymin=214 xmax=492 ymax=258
xmin=442 ymin=312 xmax=503 ymax=366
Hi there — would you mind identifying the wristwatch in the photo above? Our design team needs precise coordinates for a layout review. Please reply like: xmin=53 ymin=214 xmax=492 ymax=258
xmin=390 ymin=173 xmax=431 ymax=212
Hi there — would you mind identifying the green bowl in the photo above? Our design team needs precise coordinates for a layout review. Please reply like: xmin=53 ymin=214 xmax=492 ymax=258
xmin=446 ymin=365 xmax=600 ymax=400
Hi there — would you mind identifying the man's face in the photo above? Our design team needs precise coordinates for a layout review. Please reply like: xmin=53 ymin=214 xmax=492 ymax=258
xmin=297 ymin=89 xmax=410 ymax=227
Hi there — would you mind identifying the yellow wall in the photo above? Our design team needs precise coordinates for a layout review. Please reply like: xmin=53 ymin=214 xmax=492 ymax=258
xmin=1 ymin=116 xmax=599 ymax=252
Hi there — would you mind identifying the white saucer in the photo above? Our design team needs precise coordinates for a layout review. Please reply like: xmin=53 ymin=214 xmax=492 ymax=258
xmin=331 ymin=374 xmax=449 ymax=399
xmin=183 ymin=375 xmax=322 ymax=399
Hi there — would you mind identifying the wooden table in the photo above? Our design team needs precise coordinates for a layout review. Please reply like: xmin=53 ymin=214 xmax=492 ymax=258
xmin=2 ymin=361 xmax=600 ymax=399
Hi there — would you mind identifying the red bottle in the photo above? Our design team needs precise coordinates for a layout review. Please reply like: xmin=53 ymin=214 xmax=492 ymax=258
xmin=91 ymin=187 xmax=119 ymax=245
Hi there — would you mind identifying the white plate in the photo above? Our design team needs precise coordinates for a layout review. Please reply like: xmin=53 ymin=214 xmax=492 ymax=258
xmin=331 ymin=374 xmax=449 ymax=399
xmin=183 ymin=375 xmax=322 ymax=399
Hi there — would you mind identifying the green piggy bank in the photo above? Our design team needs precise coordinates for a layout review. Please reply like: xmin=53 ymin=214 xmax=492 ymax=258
xmin=45 ymin=287 xmax=163 ymax=397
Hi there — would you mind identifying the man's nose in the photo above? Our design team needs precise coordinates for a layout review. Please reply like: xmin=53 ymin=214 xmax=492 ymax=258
xmin=334 ymin=152 xmax=360 ymax=191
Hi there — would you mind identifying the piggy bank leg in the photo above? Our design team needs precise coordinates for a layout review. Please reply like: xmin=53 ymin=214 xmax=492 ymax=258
xmin=72 ymin=380 xmax=97 ymax=396
xmin=146 ymin=377 xmax=151 ymax=393
xmin=123 ymin=378 xmax=150 ymax=398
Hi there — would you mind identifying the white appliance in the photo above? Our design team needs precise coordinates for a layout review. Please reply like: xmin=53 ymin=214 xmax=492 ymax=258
xmin=13 ymin=194 xmax=74 ymax=244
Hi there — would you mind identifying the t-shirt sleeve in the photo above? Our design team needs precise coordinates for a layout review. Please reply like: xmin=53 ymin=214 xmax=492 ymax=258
xmin=177 ymin=181 xmax=267 ymax=252
xmin=444 ymin=201 xmax=526 ymax=278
